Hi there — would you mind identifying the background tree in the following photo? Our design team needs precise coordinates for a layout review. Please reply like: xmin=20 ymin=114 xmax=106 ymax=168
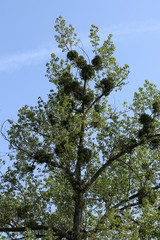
xmin=0 ymin=16 xmax=160 ymax=240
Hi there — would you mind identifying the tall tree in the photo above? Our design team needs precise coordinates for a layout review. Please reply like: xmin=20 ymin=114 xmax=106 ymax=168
xmin=0 ymin=16 xmax=160 ymax=240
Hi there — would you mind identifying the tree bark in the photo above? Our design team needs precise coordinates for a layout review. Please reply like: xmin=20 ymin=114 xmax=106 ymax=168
xmin=73 ymin=192 xmax=83 ymax=240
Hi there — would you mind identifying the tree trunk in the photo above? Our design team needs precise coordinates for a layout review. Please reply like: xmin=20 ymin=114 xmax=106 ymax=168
xmin=73 ymin=192 xmax=83 ymax=240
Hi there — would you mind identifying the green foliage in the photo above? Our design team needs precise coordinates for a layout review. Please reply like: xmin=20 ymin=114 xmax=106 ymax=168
xmin=67 ymin=50 xmax=79 ymax=61
xmin=152 ymin=101 xmax=160 ymax=115
xmin=78 ymin=146 xmax=92 ymax=164
xmin=138 ymin=186 xmax=157 ymax=205
xmin=139 ymin=113 xmax=153 ymax=126
xmin=91 ymin=55 xmax=102 ymax=70
xmin=34 ymin=149 xmax=53 ymax=163
xmin=76 ymin=56 xmax=87 ymax=68
xmin=96 ymin=77 xmax=115 ymax=96
xmin=80 ymin=64 xmax=95 ymax=81
xmin=150 ymin=135 xmax=160 ymax=149
xmin=0 ymin=16 xmax=160 ymax=240
xmin=89 ymin=24 xmax=100 ymax=52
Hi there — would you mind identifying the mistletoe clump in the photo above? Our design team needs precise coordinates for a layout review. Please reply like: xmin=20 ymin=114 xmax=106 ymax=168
xmin=96 ymin=77 xmax=114 ymax=96
xmin=26 ymin=219 xmax=38 ymax=228
xmin=138 ymin=113 xmax=153 ymax=138
xmin=47 ymin=113 xmax=56 ymax=125
xmin=152 ymin=101 xmax=160 ymax=115
xmin=76 ymin=56 xmax=87 ymax=68
xmin=138 ymin=186 xmax=157 ymax=205
xmin=81 ymin=64 xmax=94 ymax=80
xmin=72 ymin=85 xmax=84 ymax=101
xmin=69 ymin=80 xmax=82 ymax=93
xmin=94 ymin=103 xmax=103 ymax=113
xmin=58 ymin=72 xmax=73 ymax=92
xmin=59 ymin=73 xmax=84 ymax=101
xmin=83 ymin=91 xmax=94 ymax=106
xmin=55 ymin=141 xmax=66 ymax=157
xmin=78 ymin=146 xmax=92 ymax=164
xmin=138 ymin=128 xmax=146 ymax=139
xmin=67 ymin=50 xmax=79 ymax=61
xmin=150 ymin=136 xmax=160 ymax=149
xmin=17 ymin=205 xmax=30 ymax=218
xmin=118 ymin=137 xmax=137 ymax=153
xmin=91 ymin=55 xmax=102 ymax=70
xmin=139 ymin=113 xmax=153 ymax=126
xmin=34 ymin=149 xmax=52 ymax=163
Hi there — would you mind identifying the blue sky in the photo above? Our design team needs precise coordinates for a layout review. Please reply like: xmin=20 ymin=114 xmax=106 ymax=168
xmin=0 ymin=0 xmax=160 ymax=158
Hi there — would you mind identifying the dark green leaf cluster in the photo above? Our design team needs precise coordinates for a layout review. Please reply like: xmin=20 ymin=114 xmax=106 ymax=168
xmin=58 ymin=72 xmax=85 ymax=101
xmin=138 ymin=113 xmax=154 ymax=138
xmin=26 ymin=219 xmax=38 ymax=228
xmin=96 ymin=77 xmax=114 ymax=96
xmin=150 ymin=135 xmax=160 ymax=149
xmin=152 ymin=101 xmax=160 ymax=115
xmin=67 ymin=50 xmax=79 ymax=61
xmin=138 ymin=186 xmax=157 ymax=205
xmin=55 ymin=141 xmax=66 ymax=157
xmin=70 ymin=81 xmax=83 ymax=94
xmin=67 ymin=50 xmax=87 ymax=69
xmin=80 ymin=64 xmax=94 ymax=81
xmin=139 ymin=113 xmax=153 ymax=125
xmin=82 ymin=91 xmax=94 ymax=106
xmin=47 ymin=113 xmax=56 ymax=125
xmin=34 ymin=149 xmax=52 ymax=163
xmin=59 ymin=72 xmax=73 ymax=92
xmin=91 ymin=55 xmax=102 ymax=70
xmin=67 ymin=51 xmax=103 ymax=80
xmin=118 ymin=138 xmax=137 ymax=153
xmin=78 ymin=146 xmax=92 ymax=164
xmin=58 ymin=69 xmax=95 ymax=107
xmin=76 ymin=56 xmax=87 ymax=68
xmin=17 ymin=205 xmax=30 ymax=218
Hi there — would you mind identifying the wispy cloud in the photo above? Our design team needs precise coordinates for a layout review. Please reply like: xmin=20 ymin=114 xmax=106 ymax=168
xmin=0 ymin=45 xmax=60 ymax=72
xmin=99 ymin=20 xmax=160 ymax=41
xmin=0 ymin=20 xmax=160 ymax=72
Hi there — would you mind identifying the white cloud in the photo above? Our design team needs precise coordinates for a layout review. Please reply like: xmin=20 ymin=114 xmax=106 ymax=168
xmin=0 ymin=45 xmax=60 ymax=72
xmin=0 ymin=20 xmax=160 ymax=72
xmin=99 ymin=20 xmax=160 ymax=41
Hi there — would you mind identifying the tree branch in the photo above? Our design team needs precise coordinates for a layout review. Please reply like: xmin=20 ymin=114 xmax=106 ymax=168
xmin=83 ymin=132 xmax=160 ymax=192
xmin=91 ymin=182 xmax=160 ymax=234
xmin=84 ymin=93 xmax=104 ymax=116
xmin=119 ymin=201 xmax=139 ymax=211
xmin=83 ymin=139 xmax=146 ymax=192
xmin=117 ymin=159 xmax=142 ymax=182
xmin=0 ymin=226 xmax=72 ymax=240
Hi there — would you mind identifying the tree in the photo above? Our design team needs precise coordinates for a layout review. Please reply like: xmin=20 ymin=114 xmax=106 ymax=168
xmin=0 ymin=16 xmax=160 ymax=240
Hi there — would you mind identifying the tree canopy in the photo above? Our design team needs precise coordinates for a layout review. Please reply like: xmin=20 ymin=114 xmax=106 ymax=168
xmin=0 ymin=16 xmax=160 ymax=240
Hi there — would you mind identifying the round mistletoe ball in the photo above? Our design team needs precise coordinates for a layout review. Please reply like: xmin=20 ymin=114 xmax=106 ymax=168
xmin=91 ymin=55 xmax=102 ymax=70
xmin=67 ymin=50 xmax=78 ymax=61
xmin=81 ymin=64 xmax=94 ymax=80
xmin=76 ymin=56 xmax=87 ymax=68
